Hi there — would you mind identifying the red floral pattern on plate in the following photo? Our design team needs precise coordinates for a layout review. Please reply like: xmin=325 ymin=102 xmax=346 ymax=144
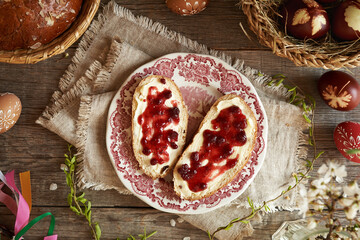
xmin=106 ymin=53 xmax=267 ymax=214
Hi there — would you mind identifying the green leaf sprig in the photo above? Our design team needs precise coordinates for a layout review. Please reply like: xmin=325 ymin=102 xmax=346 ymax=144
xmin=64 ymin=145 xmax=101 ymax=240
xmin=116 ymin=228 xmax=157 ymax=240
xmin=208 ymin=74 xmax=323 ymax=240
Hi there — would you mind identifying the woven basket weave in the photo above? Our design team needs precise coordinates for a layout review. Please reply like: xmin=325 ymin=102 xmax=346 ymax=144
xmin=0 ymin=0 xmax=100 ymax=64
xmin=240 ymin=0 xmax=360 ymax=70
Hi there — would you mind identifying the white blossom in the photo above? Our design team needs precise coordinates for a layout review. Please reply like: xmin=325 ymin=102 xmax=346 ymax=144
xmin=308 ymin=177 xmax=330 ymax=200
xmin=339 ymin=181 xmax=360 ymax=219
xmin=345 ymin=203 xmax=360 ymax=220
xmin=344 ymin=181 xmax=360 ymax=198
xmin=318 ymin=162 xmax=347 ymax=183
xmin=340 ymin=181 xmax=360 ymax=208
xmin=301 ymin=160 xmax=360 ymax=237
xmin=307 ymin=218 xmax=317 ymax=229
xmin=311 ymin=199 xmax=325 ymax=211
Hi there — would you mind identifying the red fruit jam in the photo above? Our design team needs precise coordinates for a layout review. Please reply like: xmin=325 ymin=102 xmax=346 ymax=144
xmin=138 ymin=86 xmax=180 ymax=165
xmin=177 ymin=105 xmax=248 ymax=192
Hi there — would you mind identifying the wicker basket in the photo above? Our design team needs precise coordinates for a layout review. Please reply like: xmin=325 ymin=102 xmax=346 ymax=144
xmin=0 ymin=0 xmax=100 ymax=64
xmin=240 ymin=0 xmax=360 ymax=70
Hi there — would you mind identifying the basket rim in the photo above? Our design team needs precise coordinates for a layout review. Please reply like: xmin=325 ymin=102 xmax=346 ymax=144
xmin=0 ymin=0 xmax=100 ymax=64
xmin=240 ymin=0 xmax=360 ymax=70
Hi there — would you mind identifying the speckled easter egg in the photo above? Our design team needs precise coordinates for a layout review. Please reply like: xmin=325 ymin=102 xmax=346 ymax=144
xmin=166 ymin=0 xmax=209 ymax=16
xmin=0 ymin=93 xmax=22 ymax=134
xmin=334 ymin=121 xmax=360 ymax=163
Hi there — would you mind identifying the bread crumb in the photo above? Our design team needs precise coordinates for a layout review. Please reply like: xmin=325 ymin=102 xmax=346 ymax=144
xmin=177 ymin=217 xmax=184 ymax=223
xmin=170 ymin=219 xmax=176 ymax=227
xmin=60 ymin=164 xmax=68 ymax=171
xmin=183 ymin=237 xmax=190 ymax=240
xmin=49 ymin=183 xmax=58 ymax=191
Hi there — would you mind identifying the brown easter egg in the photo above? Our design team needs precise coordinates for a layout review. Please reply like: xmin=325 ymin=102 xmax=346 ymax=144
xmin=0 ymin=93 xmax=22 ymax=134
xmin=280 ymin=0 xmax=330 ymax=39
xmin=318 ymin=71 xmax=360 ymax=111
xmin=334 ymin=121 xmax=360 ymax=163
xmin=166 ymin=0 xmax=209 ymax=16
xmin=332 ymin=0 xmax=360 ymax=41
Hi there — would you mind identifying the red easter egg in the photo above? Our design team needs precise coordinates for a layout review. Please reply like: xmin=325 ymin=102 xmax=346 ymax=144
xmin=332 ymin=0 xmax=360 ymax=41
xmin=318 ymin=71 xmax=360 ymax=111
xmin=334 ymin=121 xmax=360 ymax=163
xmin=166 ymin=0 xmax=209 ymax=16
xmin=280 ymin=0 xmax=330 ymax=40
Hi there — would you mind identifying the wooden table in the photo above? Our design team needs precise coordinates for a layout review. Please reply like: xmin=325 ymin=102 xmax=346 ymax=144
xmin=1 ymin=1 xmax=360 ymax=239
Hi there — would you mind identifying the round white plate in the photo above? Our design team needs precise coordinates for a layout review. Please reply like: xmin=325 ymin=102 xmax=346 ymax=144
xmin=106 ymin=53 xmax=268 ymax=214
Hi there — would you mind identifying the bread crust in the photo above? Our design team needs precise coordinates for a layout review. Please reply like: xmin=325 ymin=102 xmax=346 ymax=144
xmin=173 ymin=94 xmax=258 ymax=200
xmin=132 ymin=75 xmax=188 ymax=179
xmin=0 ymin=0 xmax=83 ymax=50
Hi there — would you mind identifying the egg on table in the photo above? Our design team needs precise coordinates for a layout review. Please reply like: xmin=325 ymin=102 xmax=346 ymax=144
xmin=318 ymin=71 xmax=360 ymax=111
xmin=166 ymin=0 xmax=209 ymax=16
xmin=334 ymin=121 xmax=360 ymax=163
xmin=332 ymin=0 xmax=360 ymax=41
xmin=280 ymin=0 xmax=330 ymax=39
xmin=0 ymin=93 xmax=22 ymax=134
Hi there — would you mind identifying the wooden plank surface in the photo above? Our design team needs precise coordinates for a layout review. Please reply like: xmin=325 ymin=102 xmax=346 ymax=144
xmin=1 ymin=0 xmax=360 ymax=239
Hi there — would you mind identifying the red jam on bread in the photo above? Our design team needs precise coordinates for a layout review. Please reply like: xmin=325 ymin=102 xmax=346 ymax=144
xmin=138 ymin=83 xmax=180 ymax=166
xmin=177 ymin=105 xmax=248 ymax=192
xmin=132 ymin=75 xmax=188 ymax=179
xmin=173 ymin=94 xmax=257 ymax=200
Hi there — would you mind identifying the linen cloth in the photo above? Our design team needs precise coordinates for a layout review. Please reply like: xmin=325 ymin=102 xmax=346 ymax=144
xmin=36 ymin=2 xmax=310 ymax=239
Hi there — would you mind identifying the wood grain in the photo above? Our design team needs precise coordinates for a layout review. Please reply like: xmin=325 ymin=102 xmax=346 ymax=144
xmin=0 ymin=0 xmax=360 ymax=239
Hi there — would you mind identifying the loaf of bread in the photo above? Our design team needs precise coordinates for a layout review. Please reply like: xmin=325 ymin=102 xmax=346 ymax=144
xmin=173 ymin=94 xmax=257 ymax=200
xmin=132 ymin=75 xmax=188 ymax=179
xmin=0 ymin=0 xmax=83 ymax=50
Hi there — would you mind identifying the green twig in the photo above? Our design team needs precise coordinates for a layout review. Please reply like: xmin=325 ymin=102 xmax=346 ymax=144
xmin=64 ymin=145 xmax=158 ymax=240
xmin=115 ymin=228 xmax=157 ymax=240
xmin=64 ymin=145 xmax=101 ymax=240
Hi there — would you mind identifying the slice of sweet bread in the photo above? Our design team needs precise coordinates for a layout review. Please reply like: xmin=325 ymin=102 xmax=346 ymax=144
xmin=132 ymin=75 xmax=188 ymax=179
xmin=173 ymin=94 xmax=257 ymax=200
